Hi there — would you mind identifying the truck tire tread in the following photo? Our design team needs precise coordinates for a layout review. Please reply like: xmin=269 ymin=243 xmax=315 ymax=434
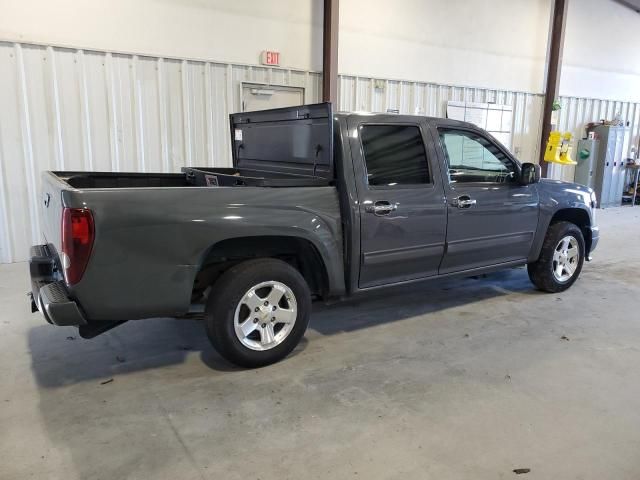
xmin=527 ymin=221 xmax=585 ymax=293
xmin=205 ymin=258 xmax=311 ymax=368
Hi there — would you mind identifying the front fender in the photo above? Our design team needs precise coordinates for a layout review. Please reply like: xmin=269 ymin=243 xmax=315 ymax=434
xmin=528 ymin=180 xmax=596 ymax=262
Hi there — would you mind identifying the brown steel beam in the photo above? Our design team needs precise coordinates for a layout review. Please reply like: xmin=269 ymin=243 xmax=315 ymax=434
xmin=322 ymin=0 xmax=339 ymax=104
xmin=539 ymin=0 xmax=569 ymax=177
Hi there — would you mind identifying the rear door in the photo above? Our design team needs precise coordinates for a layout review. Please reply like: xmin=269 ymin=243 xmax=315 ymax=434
xmin=434 ymin=125 xmax=539 ymax=273
xmin=348 ymin=117 xmax=447 ymax=288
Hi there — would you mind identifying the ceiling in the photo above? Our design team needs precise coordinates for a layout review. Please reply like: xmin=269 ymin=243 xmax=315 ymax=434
xmin=614 ymin=0 xmax=640 ymax=13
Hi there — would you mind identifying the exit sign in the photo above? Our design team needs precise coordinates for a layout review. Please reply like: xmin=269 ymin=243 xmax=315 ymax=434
xmin=260 ymin=50 xmax=280 ymax=66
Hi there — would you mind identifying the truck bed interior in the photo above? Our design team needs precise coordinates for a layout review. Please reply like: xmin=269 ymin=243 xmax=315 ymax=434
xmin=54 ymin=167 xmax=332 ymax=189
xmin=56 ymin=172 xmax=191 ymax=189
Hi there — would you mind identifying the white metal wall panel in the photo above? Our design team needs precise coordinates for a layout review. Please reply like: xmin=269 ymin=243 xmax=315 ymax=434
xmin=337 ymin=75 xmax=544 ymax=166
xmin=550 ymin=96 xmax=640 ymax=181
xmin=0 ymin=41 xmax=321 ymax=263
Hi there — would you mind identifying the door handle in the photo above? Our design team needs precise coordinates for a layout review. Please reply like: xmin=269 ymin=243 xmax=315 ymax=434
xmin=365 ymin=201 xmax=398 ymax=216
xmin=452 ymin=195 xmax=477 ymax=209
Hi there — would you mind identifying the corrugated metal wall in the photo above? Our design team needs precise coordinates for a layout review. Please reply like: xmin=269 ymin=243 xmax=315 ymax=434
xmin=0 ymin=41 xmax=321 ymax=263
xmin=2 ymin=41 xmax=639 ymax=263
xmin=550 ymin=96 xmax=640 ymax=181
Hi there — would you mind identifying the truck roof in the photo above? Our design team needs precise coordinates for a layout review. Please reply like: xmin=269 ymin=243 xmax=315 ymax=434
xmin=333 ymin=111 xmax=479 ymax=129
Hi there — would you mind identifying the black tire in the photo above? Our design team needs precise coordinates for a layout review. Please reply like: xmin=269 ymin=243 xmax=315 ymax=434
xmin=205 ymin=258 xmax=311 ymax=368
xmin=527 ymin=221 xmax=585 ymax=293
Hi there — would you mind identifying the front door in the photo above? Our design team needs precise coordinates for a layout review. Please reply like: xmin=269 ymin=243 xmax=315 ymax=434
xmin=435 ymin=126 xmax=539 ymax=274
xmin=348 ymin=119 xmax=447 ymax=288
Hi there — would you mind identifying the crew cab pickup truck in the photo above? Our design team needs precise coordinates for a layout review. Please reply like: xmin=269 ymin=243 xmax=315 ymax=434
xmin=29 ymin=103 xmax=599 ymax=367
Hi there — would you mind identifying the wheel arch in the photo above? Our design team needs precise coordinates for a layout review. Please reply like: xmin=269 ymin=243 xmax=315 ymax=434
xmin=529 ymin=206 xmax=592 ymax=262
xmin=192 ymin=235 xmax=333 ymax=301
xmin=549 ymin=208 xmax=592 ymax=254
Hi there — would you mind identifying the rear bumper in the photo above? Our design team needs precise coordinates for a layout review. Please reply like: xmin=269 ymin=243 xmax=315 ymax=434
xmin=29 ymin=245 xmax=87 ymax=326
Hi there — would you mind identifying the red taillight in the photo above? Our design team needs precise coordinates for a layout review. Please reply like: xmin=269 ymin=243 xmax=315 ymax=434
xmin=61 ymin=208 xmax=94 ymax=285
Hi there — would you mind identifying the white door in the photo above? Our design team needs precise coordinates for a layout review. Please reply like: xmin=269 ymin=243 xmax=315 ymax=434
xmin=241 ymin=84 xmax=304 ymax=112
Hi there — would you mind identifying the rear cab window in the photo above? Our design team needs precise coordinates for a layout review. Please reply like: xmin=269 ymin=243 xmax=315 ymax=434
xmin=360 ymin=124 xmax=431 ymax=187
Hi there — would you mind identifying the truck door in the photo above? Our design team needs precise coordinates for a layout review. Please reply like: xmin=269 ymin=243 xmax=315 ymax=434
xmin=433 ymin=125 xmax=539 ymax=274
xmin=348 ymin=118 xmax=447 ymax=288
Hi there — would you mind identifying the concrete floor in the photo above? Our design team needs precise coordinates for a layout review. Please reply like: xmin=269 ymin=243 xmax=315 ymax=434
xmin=1 ymin=208 xmax=640 ymax=480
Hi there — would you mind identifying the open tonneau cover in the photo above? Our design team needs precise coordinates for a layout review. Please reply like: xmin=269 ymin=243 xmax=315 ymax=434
xmin=52 ymin=103 xmax=335 ymax=190
xmin=229 ymin=102 xmax=334 ymax=180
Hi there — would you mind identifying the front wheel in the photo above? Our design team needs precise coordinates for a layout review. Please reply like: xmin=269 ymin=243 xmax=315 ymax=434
xmin=527 ymin=221 xmax=585 ymax=293
xmin=205 ymin=258 xmax=311 ymax=368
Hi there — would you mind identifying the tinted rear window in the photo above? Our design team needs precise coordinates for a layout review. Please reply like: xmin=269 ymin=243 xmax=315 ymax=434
xmin=360 ymin=125 xmax=430 ymax=186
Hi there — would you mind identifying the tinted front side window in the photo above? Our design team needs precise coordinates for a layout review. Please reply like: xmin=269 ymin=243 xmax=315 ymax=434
xmin=439 ymin=129 xmax=515 ymax=183
xmin=360 ymin=125 xmax=430 ymax=186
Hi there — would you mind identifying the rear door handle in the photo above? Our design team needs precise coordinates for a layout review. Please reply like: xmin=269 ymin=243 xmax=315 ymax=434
xmin=365 ymin=201 xmax=398 ymax=216
xmin=452 ymin=195 xmax=476 ymax=209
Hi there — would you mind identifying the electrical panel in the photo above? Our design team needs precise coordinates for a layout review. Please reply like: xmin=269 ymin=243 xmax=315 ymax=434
xmin=574 ymin=139 xmax=598 ymax=189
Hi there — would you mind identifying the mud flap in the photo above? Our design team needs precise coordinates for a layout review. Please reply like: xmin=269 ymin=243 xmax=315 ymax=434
xmin=78 ymin=320 xmax=128 ymax=339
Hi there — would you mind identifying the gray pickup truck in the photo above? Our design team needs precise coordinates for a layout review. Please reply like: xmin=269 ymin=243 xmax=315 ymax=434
xmin=29 ymin=103 xmax=599 ymax=367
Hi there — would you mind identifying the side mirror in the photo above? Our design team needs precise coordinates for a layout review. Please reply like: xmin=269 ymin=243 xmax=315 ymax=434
xmin=520 ymin=162 xmax=541 ymax=185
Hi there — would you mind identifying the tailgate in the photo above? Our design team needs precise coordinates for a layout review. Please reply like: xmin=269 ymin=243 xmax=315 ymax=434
xmin=40 ymin=171 xmax=69 ymax=255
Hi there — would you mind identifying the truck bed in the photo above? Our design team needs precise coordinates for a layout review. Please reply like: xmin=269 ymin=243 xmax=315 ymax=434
xmin=55 ymin=171 xmax=190 ymax=189
xmin=33 ymin=102 xmax=344 ymax=325
xmin=38 ymin=166 xmax=344 ymax=323
xmin=55 ymin=167 xmax=331 ymax=190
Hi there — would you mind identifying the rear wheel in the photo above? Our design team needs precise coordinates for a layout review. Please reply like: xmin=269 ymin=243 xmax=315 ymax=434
xmin=205 ymin=258 xmax=311 ymax=368
xmin=527 ymin=221 xmax=585 ymax=293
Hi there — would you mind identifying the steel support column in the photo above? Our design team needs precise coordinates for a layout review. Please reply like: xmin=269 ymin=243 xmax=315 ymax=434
xmin=322 ymin=0 xmax=339 ymax=104
xmin=539 ymin=0 xmax=569 ymax=176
